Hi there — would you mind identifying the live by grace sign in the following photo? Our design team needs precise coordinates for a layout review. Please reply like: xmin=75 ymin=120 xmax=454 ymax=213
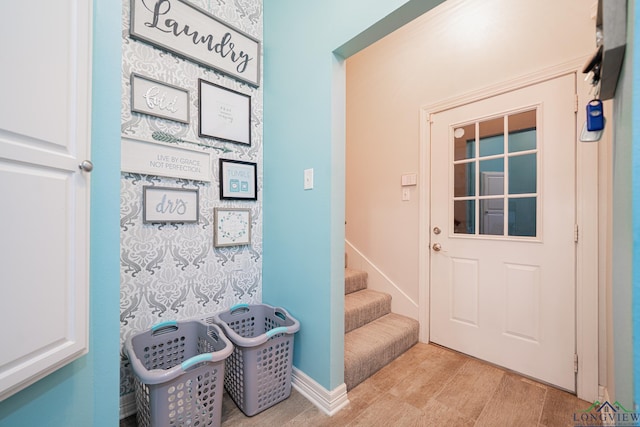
xmin=130 ymin=0 xmax=261 ymax=87
xmin=122 ymin=136 xmax=211 ymax=182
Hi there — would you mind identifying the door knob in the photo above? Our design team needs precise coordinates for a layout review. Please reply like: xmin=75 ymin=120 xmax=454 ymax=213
xmin=79 ymin=160 xmax=93 ymax=172
xmin=432 ymin=243 xmax=442 ymax=252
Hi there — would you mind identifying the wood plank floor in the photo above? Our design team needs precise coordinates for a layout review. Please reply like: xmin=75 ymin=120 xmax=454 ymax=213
xmin=121 ymin=343 xmax=598 ymax=426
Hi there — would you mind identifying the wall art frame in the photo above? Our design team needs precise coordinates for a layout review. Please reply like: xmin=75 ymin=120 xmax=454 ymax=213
xmin=130 ymin=73 xmax=190 ymax=123
xmin=199 ymin=79 xmax=251 ymax=145
xmin=121 ymin=136 xmax=212 ymax=182
xmin=219 ymin=158 xmax=257 ymax=200
xmin=129 ymin=0 xmax=261 ymax=87
xmin=214 ymin=208 xmax=251 ymax=247
xmin=143 ymin=186 xmax=199 ymax=223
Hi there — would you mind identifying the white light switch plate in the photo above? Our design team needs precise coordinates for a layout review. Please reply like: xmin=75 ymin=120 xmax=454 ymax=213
xmin=304 ymin=168 xmax=314 ymax=190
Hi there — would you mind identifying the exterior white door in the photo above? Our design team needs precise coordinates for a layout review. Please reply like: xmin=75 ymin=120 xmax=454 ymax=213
xmin=429 ymin=75 xmax=576 ymax=391
xmin=0 ymin=1 xmax=92 ymax=400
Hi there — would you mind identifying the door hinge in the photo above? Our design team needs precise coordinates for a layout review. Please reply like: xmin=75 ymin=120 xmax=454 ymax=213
xmin=574 ymin=224 xmax=579 ymax=243
xmin=429 ymin=113 xmax=434 ymax=124
xmin=575 ymin=94 xmax=579 ymax=113
xmin=574 ymin=354 xmax=579 ymax=373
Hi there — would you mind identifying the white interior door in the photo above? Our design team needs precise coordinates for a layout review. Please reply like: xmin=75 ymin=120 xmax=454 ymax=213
xmin=0 ymin=1 xmax=92 ymax=400
xmin=429 ymin=75 xmax=576 ymax=391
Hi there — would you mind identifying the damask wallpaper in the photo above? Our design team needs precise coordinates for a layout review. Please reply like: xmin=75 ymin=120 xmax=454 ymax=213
xmin=119 ymin=0 xmax=263 ymax=399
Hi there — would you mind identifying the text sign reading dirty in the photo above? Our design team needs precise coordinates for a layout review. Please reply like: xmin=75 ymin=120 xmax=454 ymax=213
xmin=122 ymin=136 xmax=211 ymax=182
xmin=130 ymin=0 xmax=261 ymax=86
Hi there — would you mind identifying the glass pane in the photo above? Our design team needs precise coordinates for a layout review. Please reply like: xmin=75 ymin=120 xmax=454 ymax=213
xmin=479 ymin=158 xmax=504 ymax=196
xmin=509 ymin=154 xmax=536 ymax=194
xmin=480 ymin=199 xmax=504 ymax=235
xmin=509 ymin=129 xmax=536 ymax=153
xmin=509 ymin=110 xmax=536 ymax=153
xmin=508 ymin=197 xmax=537 ymax=237
xmin=454 ymin=162 xmax=475 ymax=197
xmin=479 ymin=117 xmax=504 ymax=157
xmin=454 ymin=123 xmax=476 ymax=161
xmin=454 ymin=200 xmax=475 ymax=234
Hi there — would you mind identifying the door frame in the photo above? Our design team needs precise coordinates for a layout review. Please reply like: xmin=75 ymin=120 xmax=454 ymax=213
xmin=418 ymin=57 xmax=599 ymax=402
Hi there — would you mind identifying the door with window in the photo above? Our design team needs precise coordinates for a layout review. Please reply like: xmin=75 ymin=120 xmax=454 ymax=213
xmin=430 ymin=75 xmax=576 ymax=391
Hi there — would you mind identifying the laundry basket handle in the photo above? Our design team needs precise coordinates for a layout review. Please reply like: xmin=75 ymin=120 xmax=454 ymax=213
xmin=229 ymin=303 xmax=250 ymax=314
xmin=266 ymin=326 xmax=289 ymax=338
xmin=151 ymin=320 xmax=178 ymax=334
xmin=181 ymin=353 xmax=213 ymax=370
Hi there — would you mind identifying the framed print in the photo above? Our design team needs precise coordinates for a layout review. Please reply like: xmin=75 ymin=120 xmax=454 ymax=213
xmin=121 ymin=136 xmax=212 ymax=182
xmin=130 ymin=0 xmax=261 ymax=86
xmin=219 ymin=159 xmax=257 ymax=200
xmin=143 ymin=186 xmax=199 ymax=223
xmin=130 ymin=73 xmax=190 ymax=123
xmin=199 ymin=79 xmax=251 ymax=145
xmin=214 ymin=208 xmax=251 ymax=247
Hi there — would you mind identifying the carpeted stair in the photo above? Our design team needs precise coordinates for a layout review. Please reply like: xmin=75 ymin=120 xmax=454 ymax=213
xmin=344 ymin=267 xmax=419 ymax=390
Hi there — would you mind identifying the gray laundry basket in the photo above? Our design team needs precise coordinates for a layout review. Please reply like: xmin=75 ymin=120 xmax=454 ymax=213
xmin=125 ymin=320 xmax=233 ymax=427
xmin=208 ymin=303 xmax=300 ymax=416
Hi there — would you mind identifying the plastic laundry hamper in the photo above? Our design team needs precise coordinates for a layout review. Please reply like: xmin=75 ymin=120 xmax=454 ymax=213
xmin=125 ymin=320 xmax=233 ymax=427
xmin=208 ymin=303 xmax=300 ymax=416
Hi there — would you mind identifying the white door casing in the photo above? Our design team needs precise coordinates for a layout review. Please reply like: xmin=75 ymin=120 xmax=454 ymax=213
xmin=0 ymin=1 xmax=92 ymax=400
xmin=429 ymin=75 xmax=576 ymax=391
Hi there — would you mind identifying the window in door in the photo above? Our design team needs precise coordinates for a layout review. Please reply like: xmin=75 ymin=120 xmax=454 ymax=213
xmin=452 ymin=109 xmax=537 ymax=238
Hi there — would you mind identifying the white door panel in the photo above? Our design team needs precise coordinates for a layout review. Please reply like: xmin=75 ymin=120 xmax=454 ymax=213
xmin=430 ymin=75 xmax=576 ymax=391
xmin=0 ymin=1 xmax=92 ymax=401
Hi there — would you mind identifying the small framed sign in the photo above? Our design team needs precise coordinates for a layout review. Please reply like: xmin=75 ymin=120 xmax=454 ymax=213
xmin=143 ymin=186 xmax=199 ymax=223
xmin=199 ymin=79 xmax=251 ymax=145
xmin=214 ymin=208 xmax=251 ymax=247
xmin=219 ymin=159 xmax=257 ymax=200
xmin=131 ymin=73 xmax=190 ymax=123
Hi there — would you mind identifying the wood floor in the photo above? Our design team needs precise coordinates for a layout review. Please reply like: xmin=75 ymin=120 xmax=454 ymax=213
xmin=121 ymin=343 xmax=597 ymax=427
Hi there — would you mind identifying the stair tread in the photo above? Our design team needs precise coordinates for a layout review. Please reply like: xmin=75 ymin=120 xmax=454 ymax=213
xmin=344 ymin=313 xmax=419 ymax=390
xmin=345 ymin=268 xmax=368 ymax=295
xmin=344 ymin=289 xmax=391 ymax=333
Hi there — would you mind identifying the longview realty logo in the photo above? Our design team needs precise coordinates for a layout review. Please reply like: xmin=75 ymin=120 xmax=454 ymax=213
xmin=574 ymin=400 xmax=639 ymax=426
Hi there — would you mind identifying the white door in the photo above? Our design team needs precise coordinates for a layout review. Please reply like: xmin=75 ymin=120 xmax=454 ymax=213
xmin=430 ymin=75 xmax=576 ymax=391
xmin=0 ymin=1 xmax=92 ymax=400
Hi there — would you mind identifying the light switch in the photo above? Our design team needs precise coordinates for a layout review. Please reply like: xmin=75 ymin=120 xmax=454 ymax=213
xmin=402 ymin=188 xmax=410 ymax=201
xmin=304 ymin=168 xmax=314 ymax=190
xmin=401 ymin=173 xmax=417 ymax=186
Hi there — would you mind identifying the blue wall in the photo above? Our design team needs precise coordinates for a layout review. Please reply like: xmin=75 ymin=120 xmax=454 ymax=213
xmin=0 ymin=0 xmax=121 ymax=425
xmin=262 ymin=0 xmax=444 ymax=391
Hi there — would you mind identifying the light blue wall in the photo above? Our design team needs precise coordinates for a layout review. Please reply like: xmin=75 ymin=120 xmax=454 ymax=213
xmin=611 ymin=0 xmax=638 ymax=409
xmin=262 ymin=0 xmax=444 ymax=390
xmin=0 ymin=0 xmax=121 ymax=425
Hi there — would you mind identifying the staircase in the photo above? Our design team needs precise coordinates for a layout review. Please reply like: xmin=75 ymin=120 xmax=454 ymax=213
xmin=344 ymin=266 xmax=419 ymax=390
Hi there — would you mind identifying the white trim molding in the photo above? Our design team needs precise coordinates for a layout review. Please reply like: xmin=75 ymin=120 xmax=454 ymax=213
xmin=120 ymin=393 xmax=137 ymax=420
xmin=345 ymin=239 xmax=419 ymax=320
xmin=292 ymin=367 xmax=350 ymax=416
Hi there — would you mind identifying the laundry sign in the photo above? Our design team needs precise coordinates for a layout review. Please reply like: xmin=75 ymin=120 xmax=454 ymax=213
xmin=130 ymin=0 xmax=261 ymax=87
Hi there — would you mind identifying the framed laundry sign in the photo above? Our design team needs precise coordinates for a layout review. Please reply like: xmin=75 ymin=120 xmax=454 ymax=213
xmin=143 ymin=186 xmax=199 ymax=223
xmin=131 ymin=73 xmax=190 ymax=123
xmin=130 ymin=0 xmax=261 ymax=87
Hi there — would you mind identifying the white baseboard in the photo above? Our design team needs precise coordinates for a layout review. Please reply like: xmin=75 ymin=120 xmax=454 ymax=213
xmin=120 ymin=368 xmax=350 ymax=419
xmin=120 ymin=393 xmax=137 ymax=420
xmin=292 ymin=367 xmax=349 ymax=416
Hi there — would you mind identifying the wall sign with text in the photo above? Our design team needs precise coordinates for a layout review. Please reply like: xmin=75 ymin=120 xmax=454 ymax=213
xmin=131 ymin=73 xmax=190 ymax=123
xmin=121 ymin=136 xmax=212 ymax=182
xmin=143 ymin=186 xmax=199 ymax=223
xmin=130 ymin=0 xmax=261 ymax=87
